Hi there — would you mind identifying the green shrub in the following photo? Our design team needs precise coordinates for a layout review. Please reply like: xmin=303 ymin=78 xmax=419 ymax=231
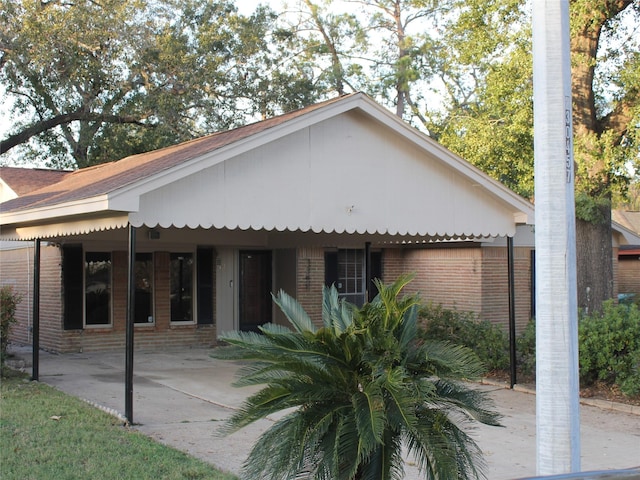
xmin=516 ymin=319 xmax=536 ymax=377
xmin=1 ymin=285 xmax=22 ymax=368
xmin=579 ymin=300 xmax=640 ymax=396
xmin=418 ymin=302 xmax=510 ymax=372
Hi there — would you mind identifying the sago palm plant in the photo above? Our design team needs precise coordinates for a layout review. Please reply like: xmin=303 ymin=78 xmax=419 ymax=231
xmin=212 ymin=275 xmax=501 ymax=480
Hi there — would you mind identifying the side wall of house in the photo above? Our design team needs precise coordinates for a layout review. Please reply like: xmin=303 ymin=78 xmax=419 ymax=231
xmin=480 ymin=246 xmax=533 ymax=332
xmin=398 ymin=247 xmax=484 ymax=314
xmin=0 ymin=244 xmax=63 ymax=352
xmin=385 ymin=246 xmax=533 ymax=333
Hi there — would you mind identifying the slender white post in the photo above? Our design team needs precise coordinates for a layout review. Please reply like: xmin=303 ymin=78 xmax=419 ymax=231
xmin=532 ymin=0 xmax=581 ymax=474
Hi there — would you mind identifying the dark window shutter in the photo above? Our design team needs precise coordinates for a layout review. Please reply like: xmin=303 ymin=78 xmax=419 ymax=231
xmin=325 ymin=251 xmax=338 ymax=288
xmin=530 ymin=249 xmax=536 ymax=318
xmin=370 ymin=251 xmax=382 ymax=300
xmin=197 ymin=247 xmax=214 ymax=325
xmin=63 ymin=245 xmax=83 ymax=330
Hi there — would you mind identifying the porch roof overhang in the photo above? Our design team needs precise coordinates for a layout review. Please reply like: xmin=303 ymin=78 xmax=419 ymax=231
xmin=0 ymin=93 xmax=534 ymax=243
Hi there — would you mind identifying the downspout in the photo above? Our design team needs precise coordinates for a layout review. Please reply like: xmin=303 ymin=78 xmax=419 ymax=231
xmin=125 ymin=224 xmax=136 ymax=424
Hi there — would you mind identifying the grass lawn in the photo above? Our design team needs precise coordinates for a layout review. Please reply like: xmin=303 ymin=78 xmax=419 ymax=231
xmin=0 ymin=370 xmax=237 ymax=480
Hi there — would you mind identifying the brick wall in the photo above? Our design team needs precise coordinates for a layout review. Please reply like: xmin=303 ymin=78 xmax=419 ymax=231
xmin=381 ymin=249 xmax=404 ymax=284
xmin=400 ymin=247 xmax=484 ymax=314
xmin=1 ymin=245 xmax=216 ymax=353
xmin=295 ymin=247 xmax=325 ymax=326
xmin=0 ymin=244 xmax=63 ymax=352
xmin=381 ymin=245 xmax=533 ymax=333
xmin=480 ymin=246 xmax=533 ymax=332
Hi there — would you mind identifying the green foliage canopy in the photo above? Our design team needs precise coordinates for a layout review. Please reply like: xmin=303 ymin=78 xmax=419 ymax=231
xmin=0 ymin=0 xmax=319 ymax=168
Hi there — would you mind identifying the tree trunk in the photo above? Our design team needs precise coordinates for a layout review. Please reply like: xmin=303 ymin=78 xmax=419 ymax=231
xmin=569 ymin=0 xmax=633 ymax=314
xmin=575 ymin=211 xmax=614 ymax=315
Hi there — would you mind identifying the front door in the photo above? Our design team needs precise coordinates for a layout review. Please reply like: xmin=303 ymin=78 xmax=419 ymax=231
xmin=239 ymin=250 xmax=272 ymax=332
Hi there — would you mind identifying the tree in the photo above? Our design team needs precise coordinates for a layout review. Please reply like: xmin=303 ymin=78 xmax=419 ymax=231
xmin=570 ymin=0 xmax=639 ymax=314
xmin=283 ymin=0 xmax=449 ymax=126
xmin=212 ymin=276 xmax=501 ymax=480
xmin=275 ymin=0 xmax=370 ymax=97
xmin=0 ymin=0 xmax=319 ymax=168
xmin=422 ymin=0 xmax=640 ymax=313
xmin=358 ymin=0 xmax=443 ymax=122
xmin=423 ymin=1 xmax=535 ymax=197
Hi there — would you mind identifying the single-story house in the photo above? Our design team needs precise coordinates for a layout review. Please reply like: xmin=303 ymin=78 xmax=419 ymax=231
xmin=0 ymin=93 xmax=626 ymax=354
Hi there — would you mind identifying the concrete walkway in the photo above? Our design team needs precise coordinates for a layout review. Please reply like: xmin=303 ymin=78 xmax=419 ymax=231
xmin=6 ymin=345 xmax=640 ymax=479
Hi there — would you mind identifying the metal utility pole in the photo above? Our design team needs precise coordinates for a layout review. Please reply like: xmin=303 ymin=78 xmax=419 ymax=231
xmin=125 ymin=225 xmax=136 ymax=424
xmin=31 ymin=238 xmax=40 ymax=381
xmin=532 ymin=0 xmax=581 ymax=474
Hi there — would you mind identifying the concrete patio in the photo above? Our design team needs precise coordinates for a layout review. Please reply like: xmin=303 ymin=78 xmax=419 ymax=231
xmin=6 ymin=344 xmax=640 ymax=479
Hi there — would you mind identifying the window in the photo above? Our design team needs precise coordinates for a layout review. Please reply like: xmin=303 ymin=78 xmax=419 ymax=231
xmin=337 ymin=249 xmax=365 ymax=305
xmin=325 ymin=249 xmax=382 ymax=307
xmin=63 ymin=245 xmax=83 ymax=330
xmin=196 ymin=247 xmax=214 ymax=325
xmin=85 ymin=252 xmax=112 ymax=326
xmin=135 ymin=253 xmax=154 ymax=324
xmin=170 ymin=253 xmax=193 ymax=322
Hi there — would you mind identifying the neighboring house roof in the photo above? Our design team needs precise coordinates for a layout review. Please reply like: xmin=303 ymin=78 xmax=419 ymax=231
xmin=0 ymin=93 xmax=534 ymax=241
xmin=613 ymin=210 xmax=640 ymax=235
xmin=613 ymin=210 xmax=640 ymax=254
xmin=0 ymin=166 xmax=70 ymax=202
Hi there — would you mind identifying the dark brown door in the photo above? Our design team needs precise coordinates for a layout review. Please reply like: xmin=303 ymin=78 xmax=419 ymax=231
xmin=239 ymin=251 xmax=272 ymax=332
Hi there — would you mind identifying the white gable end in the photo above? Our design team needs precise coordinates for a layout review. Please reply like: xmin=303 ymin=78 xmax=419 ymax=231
xmin=131 ymin=110 xmax=524 ymax=238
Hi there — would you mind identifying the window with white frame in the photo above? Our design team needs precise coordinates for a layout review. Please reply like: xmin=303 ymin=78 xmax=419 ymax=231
xmin=338 ymin=249 xmax=365 ymax=305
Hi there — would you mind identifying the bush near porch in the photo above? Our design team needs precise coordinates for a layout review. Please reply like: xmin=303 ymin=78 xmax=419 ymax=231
xmin=1 ymin=286 xmax=21 ymax=370
xmin=419 ymin=301 xmax=640 ymax=400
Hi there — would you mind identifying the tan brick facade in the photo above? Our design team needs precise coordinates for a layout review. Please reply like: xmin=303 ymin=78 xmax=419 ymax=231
xmin=386 ymin=246 xmax=533 ymax=333
xmin=3 ymin=240 xmax=629 ymax=353
xmin=480 ymin=247 xmax=532 ymax=332
xmin=0 ymin=244 xmax=63 ymax=351
xmin=295 ymin=247 xmax=325 ymax=327
xmin=1 ymin=244 xmax=216 ymax=353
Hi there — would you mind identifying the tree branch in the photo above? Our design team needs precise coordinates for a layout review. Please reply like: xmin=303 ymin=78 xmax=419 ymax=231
xmin=0 ymin=111 xmax=147 ymax=155
xmin=599 ymin=96 xmax=636 ymax=144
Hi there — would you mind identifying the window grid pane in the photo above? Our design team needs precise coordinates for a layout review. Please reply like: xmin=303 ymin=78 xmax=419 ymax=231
xmin=337 ymin=249 xmax=364 ymax=299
